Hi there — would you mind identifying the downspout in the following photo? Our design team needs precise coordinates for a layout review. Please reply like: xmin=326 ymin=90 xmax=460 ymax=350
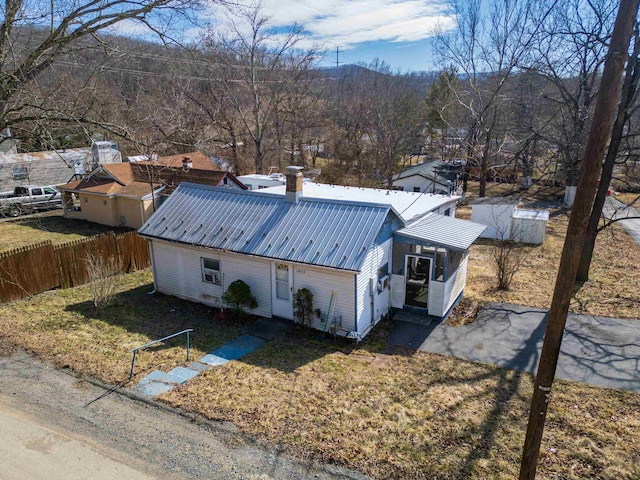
xmin=148 ymin=240 xmax=158 ymax=295
xmin=139 ymin=199 xmax=145 ymax=226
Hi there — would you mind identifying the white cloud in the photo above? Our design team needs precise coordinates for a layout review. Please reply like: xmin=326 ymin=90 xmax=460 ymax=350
xmin=202 ymin=0 xmax=455 ymax=50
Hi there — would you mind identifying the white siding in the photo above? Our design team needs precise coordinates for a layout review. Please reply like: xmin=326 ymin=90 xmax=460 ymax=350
xmin=428 ymin=255 xmax=468 ymax=317
xmin=471 ymin=203 xmax=517 ymax=239
xmin=355 ymin=238 xmax=392 ymax=335
xmin=393 ymin=175 xmax=449 ymax=195
xmin=150 ymin=239 xmax=355 ymax=332
xmin=291 ymin=264 xmax=355 ymax=334
xmin=151 ymin=239 xmax=271 ymax=317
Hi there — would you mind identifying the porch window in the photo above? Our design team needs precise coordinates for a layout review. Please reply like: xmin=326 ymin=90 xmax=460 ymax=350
xmin=201 ymin=257 xmax=221 ymax=285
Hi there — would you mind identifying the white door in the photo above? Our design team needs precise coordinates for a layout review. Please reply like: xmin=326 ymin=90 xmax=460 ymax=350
xmin=272 ymin=262 xmax=293 ymax=319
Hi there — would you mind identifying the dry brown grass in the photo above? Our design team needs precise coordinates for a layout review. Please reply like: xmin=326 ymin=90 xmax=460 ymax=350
xmin=0 ymin=212 xmax=129 ymax=252
xmin=0 ymin=270 xmax=246 ymax=383
xmin=0 ymin=270 xmax=638 ymax=479
xmin=461 ymin=206 xmax=640 ymax=319
xmin=455 ymin=181 xmax=640 ymax=319
xmin=615 ymin=192 xmax=639 ymax=207
xmin=161 ymin=341 xmax=640 ymax=480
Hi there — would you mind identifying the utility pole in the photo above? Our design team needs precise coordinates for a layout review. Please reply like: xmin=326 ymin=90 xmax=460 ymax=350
xmin=518 ymin=1 xmax=639 ymax=479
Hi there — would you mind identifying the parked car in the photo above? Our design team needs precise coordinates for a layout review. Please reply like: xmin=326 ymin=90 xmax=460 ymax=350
xmin=0 ymin=185 xmax=62 ymax=217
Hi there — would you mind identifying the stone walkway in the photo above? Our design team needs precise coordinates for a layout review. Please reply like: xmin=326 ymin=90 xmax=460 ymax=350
xmin=134 ymin=319 xmax=290 ymax=396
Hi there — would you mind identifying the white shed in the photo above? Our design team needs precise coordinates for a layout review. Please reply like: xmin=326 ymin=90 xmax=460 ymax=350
xmin=511 ymin=209 xmax=550 ymax=245
xmin=471 ymin=198 xmax=520 ymax=240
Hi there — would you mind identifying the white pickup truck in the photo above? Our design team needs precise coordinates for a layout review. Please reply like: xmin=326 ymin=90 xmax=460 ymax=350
xmin=0 ymin=185 xmax=62 ymax=217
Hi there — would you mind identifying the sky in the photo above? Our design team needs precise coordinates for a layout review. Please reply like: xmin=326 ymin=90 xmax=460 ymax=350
xmin=111 ymin=0 xmax=457 ymax=73
xmin=229 ymin=0 xmax=457 ymax=72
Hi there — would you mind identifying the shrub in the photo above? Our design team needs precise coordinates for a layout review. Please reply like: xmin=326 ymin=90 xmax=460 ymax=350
xmin=293 ymin=288 xmax=314 ymax=326
xmin=222 ymin=280 xmax=258 ymax=318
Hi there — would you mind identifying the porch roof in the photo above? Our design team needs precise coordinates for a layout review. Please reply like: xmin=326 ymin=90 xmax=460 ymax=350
xmin=393 ymin=213 xmax=487 ymax=252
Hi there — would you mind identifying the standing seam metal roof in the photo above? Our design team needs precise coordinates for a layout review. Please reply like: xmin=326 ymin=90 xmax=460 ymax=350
xmin=138 ymin=183 xmax=392 ymax=271
xmin=393 ymin=213 xmax=487 ymax=251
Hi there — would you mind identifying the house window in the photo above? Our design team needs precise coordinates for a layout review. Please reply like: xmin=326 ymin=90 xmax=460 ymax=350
xmin=377 ymin=263 xmax=390 ymax=292
xmin=201 ymin=258 xmax=221 ymax=285
xmin=413 ymin=187 xmax=420 ymax=193
xmin=12 ymin=165 xmax=28 ymax=180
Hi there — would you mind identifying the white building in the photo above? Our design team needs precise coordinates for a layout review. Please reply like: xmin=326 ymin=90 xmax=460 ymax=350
xmin=139 ymin=168 xmax=486 ymax=339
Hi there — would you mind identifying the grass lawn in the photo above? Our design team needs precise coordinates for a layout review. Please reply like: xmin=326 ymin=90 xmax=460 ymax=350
xmin=0 ymin=270 xmax=638 ymax=479
xmin=455 ymin=182 xmax=640 ymax=320
xmin=0 ymin=211 xmax=130 ymax=252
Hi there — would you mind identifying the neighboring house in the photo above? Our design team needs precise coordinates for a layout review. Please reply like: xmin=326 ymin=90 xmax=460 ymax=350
xmin=0 ymin=141 xmax=121 ymax=192
xmin=59 ymin=155 xmax=246 ymax=228
xmin=393 ymin=160 xmax=462 ymax=194
xmin=138 ymin=167 xmax=486 ymax=340
xmin=237 ymin=172 xmax=287 ymax=190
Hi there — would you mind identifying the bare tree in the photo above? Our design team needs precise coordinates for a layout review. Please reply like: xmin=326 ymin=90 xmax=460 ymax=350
xmin=0 ymin=0 xmax=201 ymax=143
xmin=434 ymin=0 xmax=542 ymax=197
xmin=202 ymin=6 xmax=318 ymax=174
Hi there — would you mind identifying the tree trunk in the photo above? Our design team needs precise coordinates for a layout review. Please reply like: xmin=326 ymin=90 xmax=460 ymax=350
xmin=519 ymin=2 xmax=638 ymax=477
xmin=479 ymin=131 xmax=491 ymax=197
xmin=576 ymin=33 xmax=640 ymax=282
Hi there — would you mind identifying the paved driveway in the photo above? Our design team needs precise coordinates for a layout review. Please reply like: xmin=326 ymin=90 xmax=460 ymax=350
xmin=389 ymin=303 xmax=640 ymax=393
xmin=604 ymin=197 xmax=640 ymax=246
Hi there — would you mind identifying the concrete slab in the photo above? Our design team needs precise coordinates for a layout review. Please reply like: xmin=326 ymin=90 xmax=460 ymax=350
xmin=139 ymin=370 xmax=180 ymax=385
xmin=392 ymin=309 xmax=438 ymax=326
xmin=211 ymin=334 xmax=266 ymax=360
xmin=167 ymin=366 xmax=200 ymax=383
xmin=186 ymin=362 xmax=211 ymax=373
xmin=199 ymin=354 xmax=230 ymax=367
xmin=245 ymin=318 xmax=290 ymax=341
xmin=389 ymin=303 xmax=640 ymax=393
xmin=136 ymin=380 xmax=175 ymax=397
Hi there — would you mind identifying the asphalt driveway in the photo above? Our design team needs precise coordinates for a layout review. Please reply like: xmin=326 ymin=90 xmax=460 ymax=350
xmin=389 ymin=303 xmax=640 ymax=393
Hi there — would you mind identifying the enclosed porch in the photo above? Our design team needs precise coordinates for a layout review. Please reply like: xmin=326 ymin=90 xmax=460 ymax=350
xmin=390 ymin=214 xmax=486 ymax=319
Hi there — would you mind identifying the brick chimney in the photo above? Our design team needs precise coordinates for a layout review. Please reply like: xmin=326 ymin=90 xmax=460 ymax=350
xmin=285 ymin=166 xmax=304 ymax=204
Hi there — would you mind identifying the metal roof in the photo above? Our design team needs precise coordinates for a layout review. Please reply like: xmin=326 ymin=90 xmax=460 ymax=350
xmin=258 ymin=182 xmax=459 ymax=224
xmin=139 ymin=183 xmax=393 ymax=271
xmin=393 ymin=213 xmax=487 ymax=251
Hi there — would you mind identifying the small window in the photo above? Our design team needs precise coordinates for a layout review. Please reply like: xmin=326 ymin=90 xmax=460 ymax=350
xmin=31 ymin=188 xmax=42 ymax=196
xmin=413 ymin=187 xmax=420 ymax=193
xmin=43 ymin=187 xmax=57 ymax=195
xmin=201 ymin=258 xmax=221 ymax=285
xmin=444 ymin=208 xmax=451 ymax=217
xmin=12 ymin=165 xmax=28 ymax=180
xmin=378 ymin=263 xmax=388 ymax=280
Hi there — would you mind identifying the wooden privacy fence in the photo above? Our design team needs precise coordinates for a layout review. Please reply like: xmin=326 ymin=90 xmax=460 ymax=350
xmin=0 ymin=231 xmax=150 ymax=303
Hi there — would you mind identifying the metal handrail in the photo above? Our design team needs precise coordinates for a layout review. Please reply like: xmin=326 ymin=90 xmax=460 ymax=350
xmin=128 ymin=329 xmax=194 ymax=382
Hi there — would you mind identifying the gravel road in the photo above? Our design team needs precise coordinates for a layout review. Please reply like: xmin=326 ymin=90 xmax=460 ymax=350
xmin=0 ymin=349 xmax=367 ymax=480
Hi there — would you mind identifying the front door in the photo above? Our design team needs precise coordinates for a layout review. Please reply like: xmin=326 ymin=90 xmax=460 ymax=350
xmin=404 ymin=255 xmax=431 ymax=309
xmin=272 ymin=262 xmax=293 ymax=319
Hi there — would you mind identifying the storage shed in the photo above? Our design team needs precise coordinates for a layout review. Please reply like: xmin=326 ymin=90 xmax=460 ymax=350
xmin=511 ymin=209 xmax=550 ymax=245
xmin=471 ymin=197 xmax=520 ymax=240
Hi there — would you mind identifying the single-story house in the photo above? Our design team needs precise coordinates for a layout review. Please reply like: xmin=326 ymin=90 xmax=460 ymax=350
xmin=392 ymin=160 xmax=462 ymax=195
xmin=59 ymin=154 xmax=246 ymax=228
xmin=138 ymin=167 xmax=486 ymax=339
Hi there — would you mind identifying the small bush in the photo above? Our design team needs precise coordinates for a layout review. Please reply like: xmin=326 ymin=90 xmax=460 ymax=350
xmin=222 ymin=280 xmax=258 ymax=318
xmin=293 ymin=288 xmax=314 ymax=326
